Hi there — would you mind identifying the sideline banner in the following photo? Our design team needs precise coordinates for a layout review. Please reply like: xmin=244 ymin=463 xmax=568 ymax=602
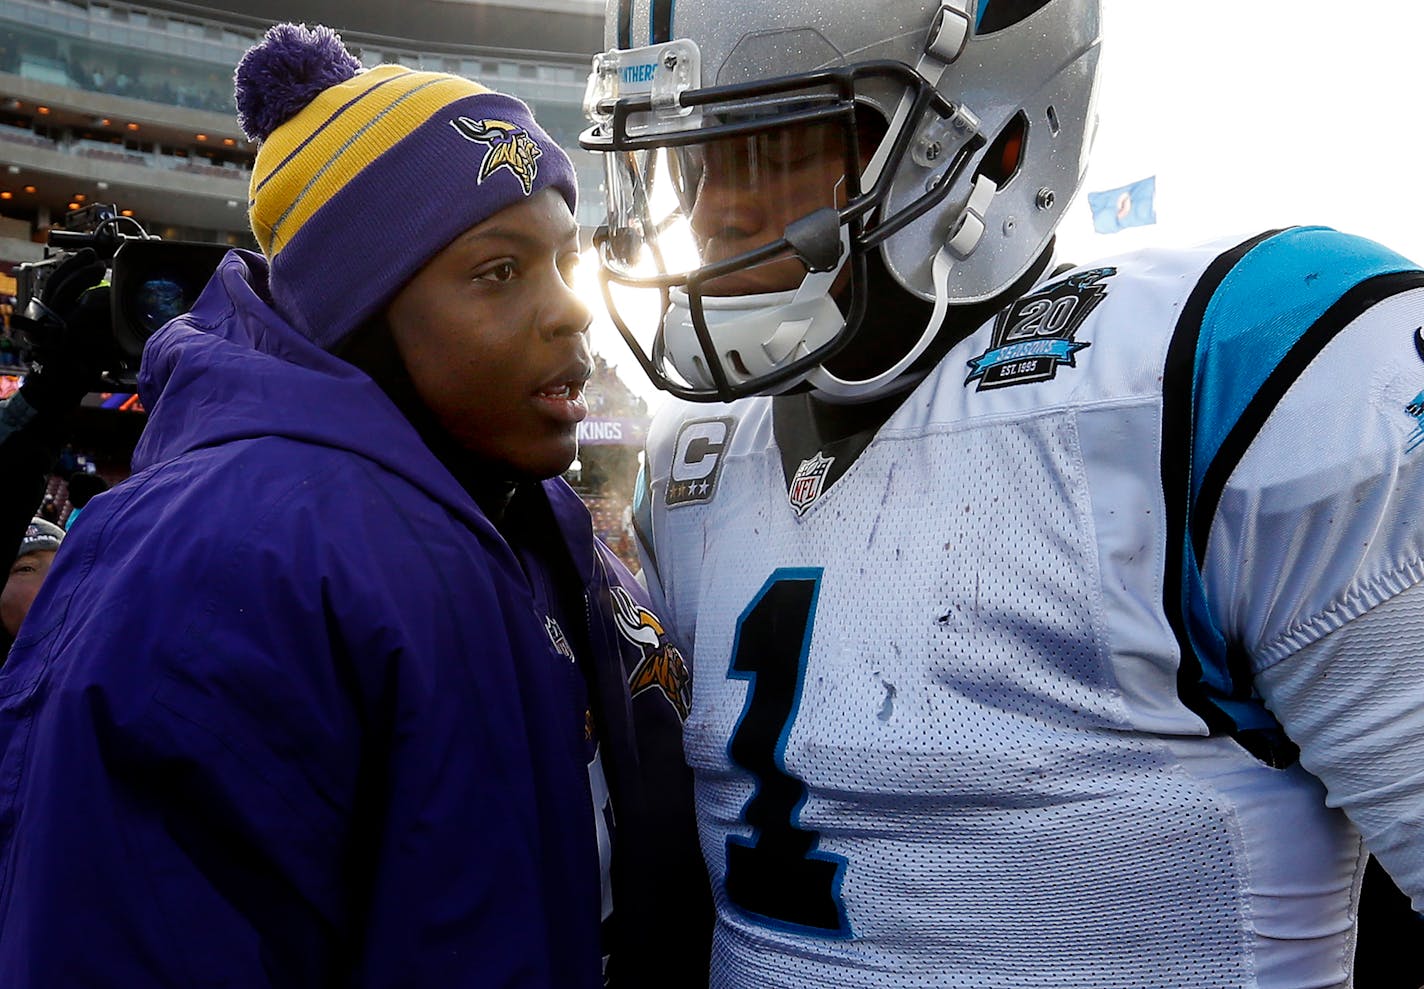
xmin=577 ymin=416 xmax=648 ymax=447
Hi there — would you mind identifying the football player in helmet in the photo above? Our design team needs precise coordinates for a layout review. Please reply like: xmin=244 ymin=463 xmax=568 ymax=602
xmin=583 ymin=1 xmax=1424 ymax=985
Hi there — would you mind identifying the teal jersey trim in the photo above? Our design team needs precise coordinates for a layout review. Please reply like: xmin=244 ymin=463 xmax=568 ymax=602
xmin=1190 ymin=227 xmax=1417 ymax=500
xmin=1177 ymin=228 xmax=1420 ymax=742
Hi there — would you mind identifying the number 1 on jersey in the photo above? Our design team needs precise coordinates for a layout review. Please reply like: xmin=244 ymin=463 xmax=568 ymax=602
xmin=725 ymin=568 xmax=852 ymax=938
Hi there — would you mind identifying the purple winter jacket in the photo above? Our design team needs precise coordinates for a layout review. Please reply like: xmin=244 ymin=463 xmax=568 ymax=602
xmin=0 ymin=251 xmax=707 ymax=987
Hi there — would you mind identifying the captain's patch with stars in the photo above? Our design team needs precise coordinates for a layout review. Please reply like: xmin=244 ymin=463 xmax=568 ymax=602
xmin=666 ymin=416 xmax=736 ymax=507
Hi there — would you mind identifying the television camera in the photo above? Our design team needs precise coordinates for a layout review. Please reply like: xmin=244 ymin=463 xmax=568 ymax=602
xmin=10 ymin=204 xmax=231 ymax=388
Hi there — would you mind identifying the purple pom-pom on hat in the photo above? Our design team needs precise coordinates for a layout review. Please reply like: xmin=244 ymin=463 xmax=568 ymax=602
xmin=238 ymin=23 xmax=577 ymax=351
xmin=235 ymin=23 xmax=362 ymax=142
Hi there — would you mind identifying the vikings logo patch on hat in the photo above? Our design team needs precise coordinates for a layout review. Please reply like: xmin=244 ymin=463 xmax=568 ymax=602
xmin=236 ymin=22 xmax=577 ymax=351
xmin=451 ymin=117 xmax=543 ymax=195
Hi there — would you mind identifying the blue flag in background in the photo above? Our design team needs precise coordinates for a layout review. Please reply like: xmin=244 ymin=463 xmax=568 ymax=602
xmin=1087 ymin=176 xmax=1157 ymax=234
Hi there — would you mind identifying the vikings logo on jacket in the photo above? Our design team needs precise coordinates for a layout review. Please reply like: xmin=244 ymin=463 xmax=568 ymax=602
xmin=611 ymin=585 xmax=691 ymax=720
xmin=451 ymin=117 xmax=543 ymax=195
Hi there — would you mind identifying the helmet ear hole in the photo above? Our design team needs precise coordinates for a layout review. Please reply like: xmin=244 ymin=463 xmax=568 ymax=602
xmin=978 ymin=111 xmax=1028 ymax=187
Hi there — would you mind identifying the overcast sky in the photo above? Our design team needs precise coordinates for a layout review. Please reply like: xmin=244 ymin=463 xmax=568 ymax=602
xmin=581 ymin=0 xmax=1424 ymax=412
xmin=1064 ymin=0 xmax=1424 ymax=263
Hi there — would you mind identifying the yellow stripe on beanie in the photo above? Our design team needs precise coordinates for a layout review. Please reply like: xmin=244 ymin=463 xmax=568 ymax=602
xmin=249 ymin=65 xmax=491 ymax=257
xmin=235 ymin=22 xmax=576 ymax=350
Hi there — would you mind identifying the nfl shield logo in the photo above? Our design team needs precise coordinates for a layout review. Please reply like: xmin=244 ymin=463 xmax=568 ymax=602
xmin=788 ymin=451 xmax=835 ymax=517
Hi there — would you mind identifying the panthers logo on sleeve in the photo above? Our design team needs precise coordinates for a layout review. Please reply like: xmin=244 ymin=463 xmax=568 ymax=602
xmin=1406 ymin=386 xmax=1424 ymax=453
xmin=1407 ymin=327 xmax=1424 ymax=453
xmin=611 ymin=585 xmax=691 ymax=721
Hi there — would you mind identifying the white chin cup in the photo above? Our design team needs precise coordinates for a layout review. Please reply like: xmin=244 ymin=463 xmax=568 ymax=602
xmin=804 ymin=245 xmax=957 ymax=404
xmin=661 ymin=267 xmax=845 ymax=396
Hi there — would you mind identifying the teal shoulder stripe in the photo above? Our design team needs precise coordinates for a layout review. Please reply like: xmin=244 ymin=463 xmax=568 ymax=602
xmin=1153 ymin=227 xmax=1424 ymax=765
xmin=1170 ymin=228 xmax=1421 ymax=763
xmin=1191 ymin=227 xmax=1417 ymax=499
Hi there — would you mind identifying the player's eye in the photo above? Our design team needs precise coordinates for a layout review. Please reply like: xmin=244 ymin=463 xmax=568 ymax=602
xmin=474 ymin=259 xmax=518 ymax=283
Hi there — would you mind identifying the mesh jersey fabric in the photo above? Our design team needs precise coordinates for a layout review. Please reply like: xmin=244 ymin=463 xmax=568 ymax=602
xmin=636 ymin=229 xmax=1424 ymax=987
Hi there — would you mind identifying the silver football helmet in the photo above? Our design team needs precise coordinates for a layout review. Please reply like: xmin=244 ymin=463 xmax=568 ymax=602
xmin=581 ymin=0 xmax=1101 ymax=403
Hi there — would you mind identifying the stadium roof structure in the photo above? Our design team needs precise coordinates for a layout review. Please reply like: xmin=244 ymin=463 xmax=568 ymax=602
xmin=0 ymin=0 xmax=606 ymax=248
xmin=140 ymin=0 xmax=600 ymax=60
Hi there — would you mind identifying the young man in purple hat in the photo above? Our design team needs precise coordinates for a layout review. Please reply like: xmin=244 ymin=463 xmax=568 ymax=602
xmin=0 ymin=23 xmax=707 ymax=987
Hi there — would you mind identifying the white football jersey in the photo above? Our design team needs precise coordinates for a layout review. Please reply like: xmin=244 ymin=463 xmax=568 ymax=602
xmin=635 ymin=228 xmax=1424 ymax=988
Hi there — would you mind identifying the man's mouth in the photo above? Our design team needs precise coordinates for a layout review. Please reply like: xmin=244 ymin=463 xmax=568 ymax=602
xmin=536 ymin=381 xmax=584 ymax=400
xmin=532 ymin=365 xmax=592 ymax=423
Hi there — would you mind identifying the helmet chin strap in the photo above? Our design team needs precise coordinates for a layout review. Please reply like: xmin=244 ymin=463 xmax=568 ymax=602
xmin=799 ymin=26 xmax=991 ymax=405
xmin=662 ymin=233 xmax=849 ymax=396
xmin=807 ymin=172 xmax=996 ymax=404
xmin=803 ymin=244 xmax=953 ymax=403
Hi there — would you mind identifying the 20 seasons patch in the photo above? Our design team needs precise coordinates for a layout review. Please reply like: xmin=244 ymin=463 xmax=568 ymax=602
xmin=966 ymin=267 xmax=1115 ymax=390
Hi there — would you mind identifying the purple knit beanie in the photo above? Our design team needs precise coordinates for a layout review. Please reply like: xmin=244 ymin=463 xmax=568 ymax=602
xmin=234 ymin=23 xmax=577 ymax=350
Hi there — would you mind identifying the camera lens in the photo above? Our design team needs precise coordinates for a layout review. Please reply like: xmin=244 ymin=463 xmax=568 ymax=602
xmin=111 ymin=238 xmax=230 ymax=366
xmin=134 ymin=276 xmax=195 ymax=336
